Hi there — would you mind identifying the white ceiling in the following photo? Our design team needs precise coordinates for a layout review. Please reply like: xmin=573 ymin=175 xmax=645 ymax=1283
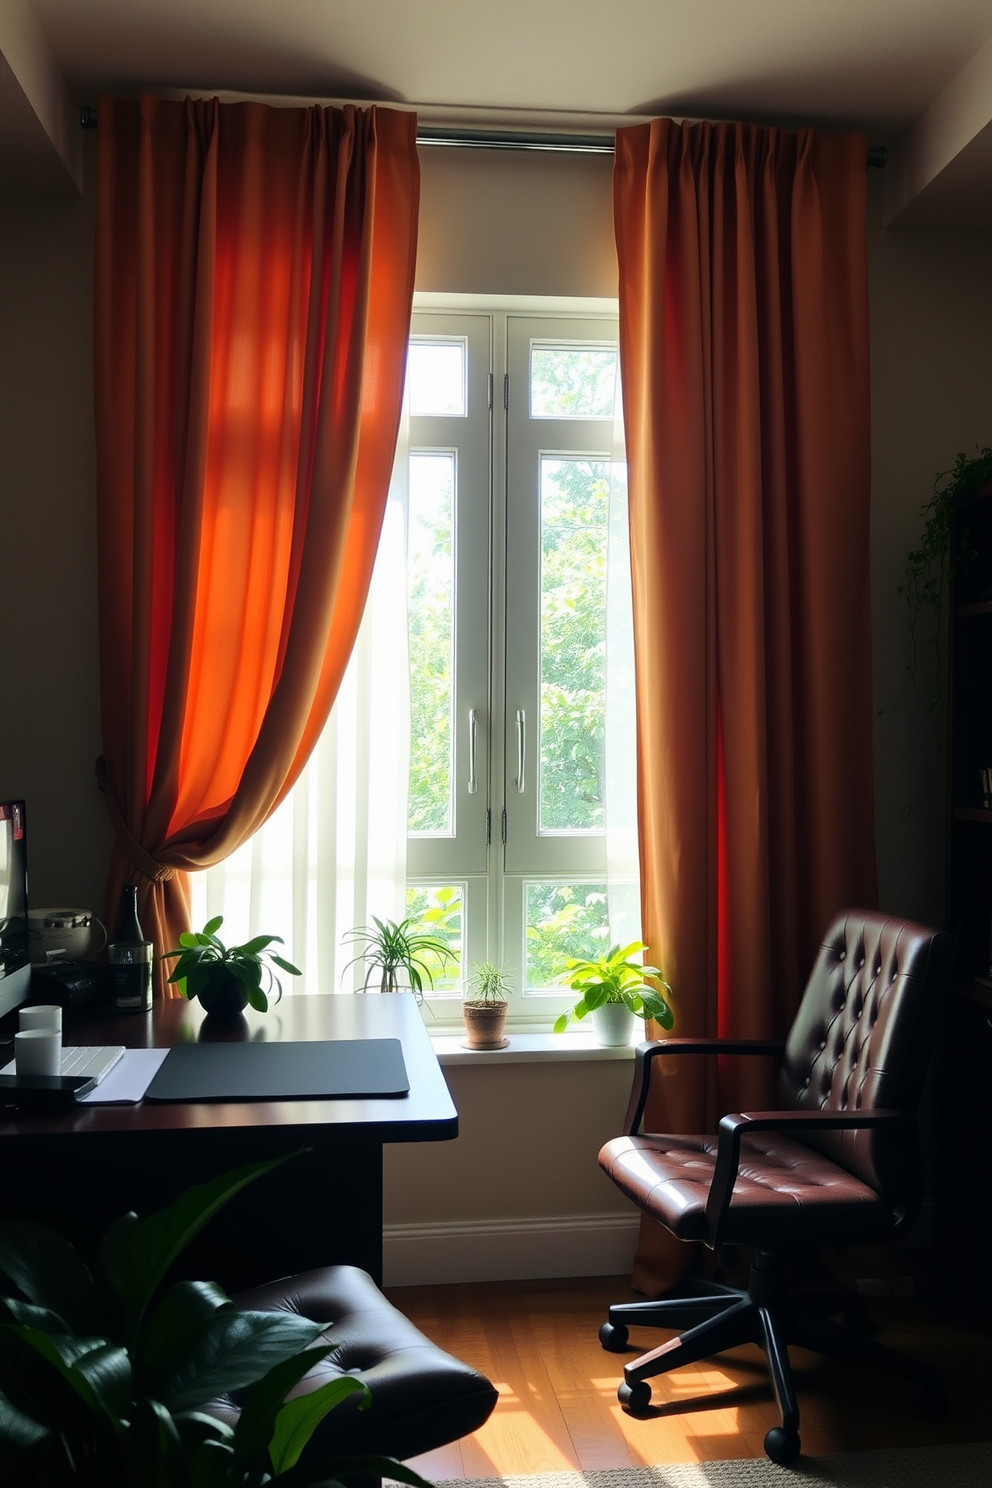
xmin=4 ymin=0 xmax=992 ymax=224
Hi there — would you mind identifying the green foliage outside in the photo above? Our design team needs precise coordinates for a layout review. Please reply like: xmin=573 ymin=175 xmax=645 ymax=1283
xmin=524 ymin=882 xmax=610 ymax=989
xmin=407 ymin=454 xmax=454 ymax=834
xmin=540 ymin=458 xmax=610 ymax=832
xmin=531 ymin=345 xmax=617 ymax=419
xmin=404 ymin=885 xmax=462 ymax=991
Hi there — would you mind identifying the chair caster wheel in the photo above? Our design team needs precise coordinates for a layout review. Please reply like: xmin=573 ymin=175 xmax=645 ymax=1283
xmin=618 ymin=1380 xmax=652 ymax=1416
xmin=764 ymin=1427 xmax=801 ymax=1465
xmin=599 ymin=1321 xmax=629 ymax=1351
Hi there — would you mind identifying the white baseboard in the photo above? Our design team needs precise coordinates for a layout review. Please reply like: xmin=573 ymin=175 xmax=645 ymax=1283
xmin=382 ymin=1211 xmax=639 ymax=1286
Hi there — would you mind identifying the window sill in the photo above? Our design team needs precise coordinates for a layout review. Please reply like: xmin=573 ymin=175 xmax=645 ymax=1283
xmin=430 ymin=1030 xmax=636 ymax=1066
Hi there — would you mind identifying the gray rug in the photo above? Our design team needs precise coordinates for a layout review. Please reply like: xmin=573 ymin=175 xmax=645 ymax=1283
xmin=421 ymin=1442 xmax=991 ymax=1488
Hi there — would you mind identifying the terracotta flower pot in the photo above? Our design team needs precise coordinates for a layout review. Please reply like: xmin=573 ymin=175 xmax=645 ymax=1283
xmin=461 ymin=1000 xmax=509 ymax=1049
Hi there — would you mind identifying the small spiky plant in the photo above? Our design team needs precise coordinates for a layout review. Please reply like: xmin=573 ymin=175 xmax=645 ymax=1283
xmin=464 ymin=962 xmax=511 ymax=1006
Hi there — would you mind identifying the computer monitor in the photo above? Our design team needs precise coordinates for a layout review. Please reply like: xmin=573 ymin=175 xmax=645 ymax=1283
xmin=0 ymin=801 xmax=30 ymax=1020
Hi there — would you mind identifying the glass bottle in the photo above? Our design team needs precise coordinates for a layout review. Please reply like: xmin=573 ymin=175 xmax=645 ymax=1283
xmin=108 ymin=883 xmax=152 ymax=1012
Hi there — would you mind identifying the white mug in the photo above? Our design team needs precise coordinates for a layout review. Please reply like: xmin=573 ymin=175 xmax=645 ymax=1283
xmin=19 ymin=1004 xmax=63 ymax=1033
xmin=14 ymin=1028 xmax=63 ymax=1078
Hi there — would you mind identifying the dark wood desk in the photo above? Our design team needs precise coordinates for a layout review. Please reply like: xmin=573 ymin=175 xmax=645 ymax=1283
xmin=0 ymin=993 xmax=457 ymax=1289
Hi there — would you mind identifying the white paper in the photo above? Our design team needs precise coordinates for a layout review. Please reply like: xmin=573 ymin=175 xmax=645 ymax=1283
xmin=77 ymin=1048 xmax=170 ymax=1104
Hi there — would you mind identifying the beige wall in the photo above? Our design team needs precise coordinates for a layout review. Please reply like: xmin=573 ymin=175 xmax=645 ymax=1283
xmin=0 ymin=134 xmax=111 ymax=912
xmin=2 ymin=141 xmax=991 ymax=1269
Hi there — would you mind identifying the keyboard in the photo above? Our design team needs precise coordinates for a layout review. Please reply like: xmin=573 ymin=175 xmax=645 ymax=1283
xmin=59 ymin=1046 xmax=126 ymax=1085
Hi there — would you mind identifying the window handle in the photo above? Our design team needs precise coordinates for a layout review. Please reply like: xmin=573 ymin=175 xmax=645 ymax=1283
xmin=468 ymin=708 xmax=478 ymax=794
xmin=515 ymin=709 xmax=526 ymax=794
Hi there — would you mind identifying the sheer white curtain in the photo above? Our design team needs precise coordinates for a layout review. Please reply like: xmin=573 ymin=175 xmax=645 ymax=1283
xmin=605 ymin=388 xmax=643 ymax=950
xmin=191 ymin=421 xmax=411 ymax=995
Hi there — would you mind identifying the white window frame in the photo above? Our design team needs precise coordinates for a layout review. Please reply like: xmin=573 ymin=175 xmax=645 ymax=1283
xmin=406 ymin=295 xmax=627 ymax=1030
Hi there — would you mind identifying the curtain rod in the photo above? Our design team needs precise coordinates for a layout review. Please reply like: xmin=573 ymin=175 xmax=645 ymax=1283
xmin=78 ymin=108 xmax=886 ymax=167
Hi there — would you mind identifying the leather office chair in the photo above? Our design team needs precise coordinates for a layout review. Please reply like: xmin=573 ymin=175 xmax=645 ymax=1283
xmin=597 ymin=908 xmax=955 ymax=1464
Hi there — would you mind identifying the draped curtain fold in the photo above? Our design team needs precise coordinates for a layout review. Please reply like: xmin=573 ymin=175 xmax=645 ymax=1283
xmin=93 ymin=94 xmax=419 ymax=991
xmin=614 ymin=119 xmax=878 ymax=1292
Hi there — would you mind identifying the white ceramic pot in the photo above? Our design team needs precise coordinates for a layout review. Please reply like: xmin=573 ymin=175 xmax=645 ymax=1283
xmin=591 ymin=1001 xmax=636 ymax=1047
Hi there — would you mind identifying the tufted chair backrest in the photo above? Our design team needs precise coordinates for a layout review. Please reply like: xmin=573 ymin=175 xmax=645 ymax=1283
xmin=777 ymin=909 xmax=955 ymax=1201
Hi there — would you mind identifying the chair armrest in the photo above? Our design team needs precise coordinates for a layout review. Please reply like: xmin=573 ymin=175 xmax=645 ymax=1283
xmin=703 ymin=1107 xmax=916 ymax=1246
xmin=622 ymin=1038 xmax=785 ymax=1135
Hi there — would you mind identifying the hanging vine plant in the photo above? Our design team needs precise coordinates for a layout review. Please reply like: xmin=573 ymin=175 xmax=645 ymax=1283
xmin=901 ymin=446 xmax=992 ymax=713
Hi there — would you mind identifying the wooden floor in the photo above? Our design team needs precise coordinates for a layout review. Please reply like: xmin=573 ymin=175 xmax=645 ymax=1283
xmin=384 ymin=1272 xmax=992 ymax=1480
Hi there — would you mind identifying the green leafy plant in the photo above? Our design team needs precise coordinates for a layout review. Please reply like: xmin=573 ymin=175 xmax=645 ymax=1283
xmin=341 ymin=917 xmax=457 ymax=1001
xmin=902 ymin=446 xmax=992 ymax=713
xmin=553 ymin=941 xmax=674 ymax=1034
xmin=0 ymin=1156 xmax=429 ymax=1488
xmin=162 ymin=916 xmax=301 ymax=1016
xmin=464 ymin=962 xmax=511 ymax=1006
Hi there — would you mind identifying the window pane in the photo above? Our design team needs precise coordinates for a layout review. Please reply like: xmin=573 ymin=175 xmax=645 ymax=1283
xmin=406 ymin=883 xmax=463 ymax=991
xmin=408 ymin=453 xmax=455 ymax=834
xmin=524 ymin=881 xmax=609 ymax=991
xmin=408 ymin=340 xmax=467 ymax=416
xmin=540 ymin=457 xmax=607 ymax=833
xmin=531 ymin=344 xmax=617 ymax=419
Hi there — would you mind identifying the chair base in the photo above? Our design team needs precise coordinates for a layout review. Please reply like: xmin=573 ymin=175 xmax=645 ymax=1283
xmin=601 ymin=1251 xmax=945 ymax=1465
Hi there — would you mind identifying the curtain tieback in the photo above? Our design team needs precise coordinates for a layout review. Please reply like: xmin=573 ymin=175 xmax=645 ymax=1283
xmin=95 ymin=756 xmax=177 ymax=883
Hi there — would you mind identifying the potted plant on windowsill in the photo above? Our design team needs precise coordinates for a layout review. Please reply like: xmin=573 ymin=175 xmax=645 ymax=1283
xmin=553 ymin=941 xmax=674 ymax=1047
xmin=162 ymin=915 xmax=301 ymax=1020
xmin=462 ymin=962 xmax=512 ymax=1049
xmin=341 ymin=916 xmax=457 ymax=1002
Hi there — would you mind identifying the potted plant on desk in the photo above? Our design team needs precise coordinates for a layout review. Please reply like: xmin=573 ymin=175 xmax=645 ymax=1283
xmin=162 ymin=916 xmax=301 ymax=1020
xmin=553 ymin=941 xmax=674 ymax=1046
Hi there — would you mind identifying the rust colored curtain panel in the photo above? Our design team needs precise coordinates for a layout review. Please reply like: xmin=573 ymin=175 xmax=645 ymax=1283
xmin=614 ymin=119 xmax=877 ymax=1292
xmin=94 ymin=95 xmax=419 ymax=992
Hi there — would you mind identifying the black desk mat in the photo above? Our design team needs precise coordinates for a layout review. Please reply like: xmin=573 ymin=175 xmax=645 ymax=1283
xmin=144 ymin=1038 xmax=409 ymax=1102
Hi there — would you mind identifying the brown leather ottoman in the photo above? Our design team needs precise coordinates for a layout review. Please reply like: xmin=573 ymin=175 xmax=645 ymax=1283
xmin=207 ymin=1264 xmax=498 ymax=1465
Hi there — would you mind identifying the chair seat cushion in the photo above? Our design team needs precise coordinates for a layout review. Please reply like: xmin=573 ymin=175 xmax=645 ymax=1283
xmin=599 ymin=1130 xmax=893 ymax=1247
xmin=204 ymin=1265 xmax=498 ymax=1462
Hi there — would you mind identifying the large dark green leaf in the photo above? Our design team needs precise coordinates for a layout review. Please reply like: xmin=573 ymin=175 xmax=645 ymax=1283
xmin=100 ymin=1156 xmax=297 ymax=1336
xmin=161 ymin=1310 xmax=327 ymax=1413
xmin=118 ymin=1396 xmax=195 ymax=1488
xmin=230 ymin=1345 xmax=342 ymax=1464
xmin=268 ymin=1375 xmax=369 ymax=1476
xmin=137 ymin=1280 xmax=230 ymax=1392
xmin=0 ymin=1220 xmax=98 ymax=1333
xmin=0 ymin=1385 xmax=48 ymax=1455
xmin=0 ymin=1325 xmax=127 ymax=1433
xmin=1 ymin=1298 xmax=74 ymax=1334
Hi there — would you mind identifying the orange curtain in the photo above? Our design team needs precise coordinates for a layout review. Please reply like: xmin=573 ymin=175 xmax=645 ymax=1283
xmin=614 ymin=119 xmax=878 ymax=1291
xmin=94 ymin=95 xmax=419 ymax=992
